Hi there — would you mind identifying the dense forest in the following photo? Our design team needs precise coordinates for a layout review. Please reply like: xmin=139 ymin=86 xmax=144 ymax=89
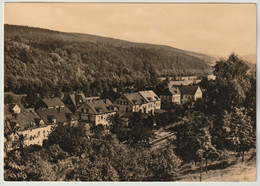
xmin=4 ymin=24 xmax=212 ymax=97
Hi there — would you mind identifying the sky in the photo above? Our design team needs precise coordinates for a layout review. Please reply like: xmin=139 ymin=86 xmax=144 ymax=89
xmin=4 ymin=3 xmax=256 ymax=57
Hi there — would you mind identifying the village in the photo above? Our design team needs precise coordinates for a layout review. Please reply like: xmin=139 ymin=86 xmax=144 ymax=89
xmin=4 ymin=76 xmax=205 ymax=150
xmin=3 ymin=3 xmax=257 ymax=182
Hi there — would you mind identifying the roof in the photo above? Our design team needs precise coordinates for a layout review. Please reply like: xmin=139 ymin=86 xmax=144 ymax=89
xmin=85 ymin=96 xmax=100 ymax=101
xmin=139 ymin=90 xmax=160 ymax=102
xmin=42 ymin=97 xmax=64 ymax=107
xmin=124 ymin=92 xmax=146 ymax=105
xmin=178 ymin=85 xmax=200 ymax=95
xmin=36 ymin=106 xmax=77 ymax=125
xmin=4 ymin=103 xmax=26 ymax=119
xmin=75 ymin=93 xmax=86 ymax=103
xmin=63 ymin=93 xmax=77 ymax=107
xmin=4 ymin=104 xmax=43 ymax=131
xmin=161 ymin=88 xmax=181 ymax=96
xmin=78 ymin=99 xmax=117 ymax=115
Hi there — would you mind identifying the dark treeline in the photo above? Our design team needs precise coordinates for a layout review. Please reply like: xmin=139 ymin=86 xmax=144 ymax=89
xmin=4 ymin=24 xmax=212 ymax=98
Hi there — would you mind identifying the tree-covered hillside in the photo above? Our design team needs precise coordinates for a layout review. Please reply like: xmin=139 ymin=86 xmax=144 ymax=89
xmin=4 ymin=24 xmax=212 ymax=96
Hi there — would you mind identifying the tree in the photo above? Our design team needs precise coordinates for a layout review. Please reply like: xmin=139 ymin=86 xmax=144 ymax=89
xmin=127 ymin=112 xmax=154 ymax=146
xmin=148 ymin=145 xmax=181 ymax=181
xmin=212 ymin=53 xmax=251 ymax=111
xmin=43 ymin=124 xmax=90 ymax=155
xmin=22 ymin=91 xmax=40 ymax=108
xmin=222 ymin=107 xmax=256 ymax=162
xmin=172 ymin=112 xmax=216 ymax=181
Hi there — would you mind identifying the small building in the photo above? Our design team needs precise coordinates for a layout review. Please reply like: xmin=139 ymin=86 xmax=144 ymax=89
xmin=63 ymin=92 xmax=100 ymax=112
xmin=160 ymin=87 xmax=181 ymax=106
xmin=4 ymin=103 xmax=51 ymax=147
xmin=75 ymin=99 xmax=117 ymax=127
xmin=36 ymin=106 xmax=78 ymax=126
xmin=139 ymin=90 xmax=161 ymax=110
xmin=114 ymin=90 xmax=161 ymax=115
xmin=178 ymin=85 xmax=203 ymax=104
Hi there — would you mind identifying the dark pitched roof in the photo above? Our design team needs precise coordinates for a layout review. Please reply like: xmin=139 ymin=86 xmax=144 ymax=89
xmin=82 ymin=99 xmax=117 ymax=115
xmin=169 ymin=87 xmax=181 ymax=95
xmin=63 ymin=93 xmax=77 ymax=107
xmin=36 ymin=106 xmax=77 ymax=125
xmin=42 ymin=97 xmax=64 ymax=107
xmin=4 ymin=104 xmax=43 ymax=131
xmin=75 ymin=93 xmax=86 ymax=103
xmin=124 ymin=92 xmax=146 ymax=105
xmin=178 ymin=85 xmax=200 ymax=95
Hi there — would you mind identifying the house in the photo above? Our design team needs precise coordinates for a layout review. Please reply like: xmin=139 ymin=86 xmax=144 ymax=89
xmin=35 ymin=97 xmax=65 ymax=110
xmin=114 ymin=92 xmax=146 ymax=115
xmin=177 ymin=85 xmax=203 ymax=104
xmin=36 ymin=97 xmax=78 ymax=126
xmin=139 ymin=90 xmax=161 ymax=111
xmin=4 ymin=103 xmax=51 ymax=147
xmin=160 ymin=87 xmax=181 ymax=107
xmin=4 ymin=98 xmax=78 ymax=149
xmin=75 ymin=99 xmax=117 ymax=126
xmin=62 ymin=92 xmax=88 ymax=112
xmin=114 ymin=90 xmax=160 ymax=115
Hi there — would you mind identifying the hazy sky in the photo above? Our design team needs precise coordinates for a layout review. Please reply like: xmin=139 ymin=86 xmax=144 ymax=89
xmin=4 ymin=3 xmax=256 ymax=57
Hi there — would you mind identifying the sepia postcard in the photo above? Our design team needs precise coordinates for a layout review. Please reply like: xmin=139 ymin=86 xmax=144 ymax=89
xmin=1 ymin=0 xmax=258 ymax=184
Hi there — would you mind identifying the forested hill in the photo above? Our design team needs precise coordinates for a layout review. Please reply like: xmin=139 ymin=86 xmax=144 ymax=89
xmin=4 ymin=24 xmax=212 ymax=96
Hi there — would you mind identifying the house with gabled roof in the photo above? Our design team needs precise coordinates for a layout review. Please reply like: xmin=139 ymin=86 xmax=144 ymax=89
xmin=75 ymin=99 xmax=117 ymax=126
xmin=36 ymin=106 xmax=78 ymax=126
xmin=4 ymin=103 xmax=49 ymax=147
xmin=160 ymin=87 xmax=181 ymax=107
xmin=114 ymin=90 xmax=160 ymax=115
xmin=177 ymin=85 xmax=203 ymax=104
xmin=63 ymin=92 xmax=88 ymax=112
xmin=139 ymin=90 xmax=161 ymax=112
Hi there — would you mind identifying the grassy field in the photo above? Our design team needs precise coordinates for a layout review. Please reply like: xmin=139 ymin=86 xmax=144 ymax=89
xmin=177 ymin=150 xmax=256 ymax=182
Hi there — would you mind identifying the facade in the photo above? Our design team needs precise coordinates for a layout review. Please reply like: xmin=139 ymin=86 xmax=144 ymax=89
xmin=160 ymin=87 xmax=181 ymax=107
xmin=178 ymin=85 xmax=203 ymax=104
xmin=4 ymin=104 xmax=52 ymax=147
xmin=139 ymin=90 xmax=161 ymax=111
xmin=114 ymin=90 xmax=161 ymax=115
xmin=75 ymin=99 xmax=117 ymax=126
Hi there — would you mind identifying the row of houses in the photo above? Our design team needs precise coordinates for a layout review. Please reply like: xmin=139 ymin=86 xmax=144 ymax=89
xmin=4 ymin=85 xmax=202 ymax=149
xmin=4 ymin=90 xmax=161 ymax=148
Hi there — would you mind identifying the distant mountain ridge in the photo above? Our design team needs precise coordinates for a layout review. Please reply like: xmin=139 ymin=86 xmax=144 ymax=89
xmin=4 ymin=24 xmax=213 ymax=95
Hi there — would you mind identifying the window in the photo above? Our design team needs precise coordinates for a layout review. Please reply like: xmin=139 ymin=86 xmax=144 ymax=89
xmin=117 ymin=101 xmax=119 ymax=104
xmin=24 ymin=134 xmax=27 ymax=138
xmin=38 ymin=131 xmax=40 ymax=136
xmin=81 ymin=108 xmax=84 ymax=113
xmin=101 ymin=116 xmax=103 ymax=120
